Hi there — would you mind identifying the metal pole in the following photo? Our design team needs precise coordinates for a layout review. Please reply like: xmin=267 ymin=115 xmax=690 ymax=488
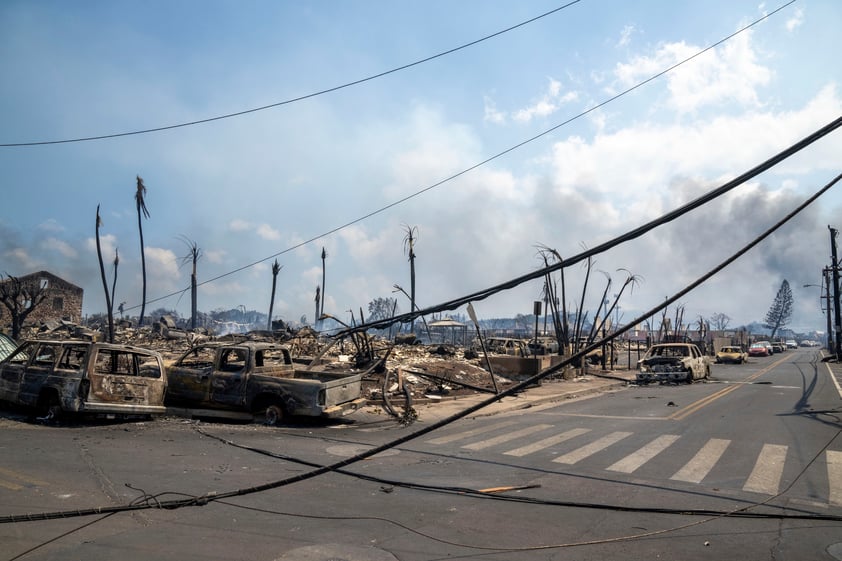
xmin=829 ymin=227 xmax=842 ymax=359
xmin=824 ymin=267 xmax=834 ymax=352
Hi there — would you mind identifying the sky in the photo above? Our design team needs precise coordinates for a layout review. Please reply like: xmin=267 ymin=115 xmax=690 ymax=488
xmin=1 ymin=0 xmax=841 ymax=334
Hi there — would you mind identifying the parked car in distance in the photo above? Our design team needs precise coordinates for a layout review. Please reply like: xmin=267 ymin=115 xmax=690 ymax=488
xmin=715 ymin=345 xmax=747 ymax=364
xmin=526 ymin=337 xmax=559 ymax=355
xmin=786 ymin=339 xmax=798 ymax=349
xmin=748 ymin=342 xmax=770 ymax=357
xmin=771 ymin=342 xmax=785 ymax=353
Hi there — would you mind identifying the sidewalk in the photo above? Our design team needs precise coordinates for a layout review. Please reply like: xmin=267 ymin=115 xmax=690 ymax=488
xmin=403 ymin=370 xmax=636 ymax=422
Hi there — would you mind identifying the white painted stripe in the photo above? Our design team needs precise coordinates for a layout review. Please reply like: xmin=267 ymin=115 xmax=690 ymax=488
xmin=607 ymin=434 xmax=681 ymax=473
xmin=827 ymin=450 xmax=842 ymax=506
xmin=743 ymin=444 xmax=788 ymax=495
xmin=552 ymin=431 xmax=633 ymax=465
xmin=824 ymin=360 xmax=842 ymax=398
xmin=426 ymin=421 xmax=519 ymax=445
xmin=463 ymin=424 xmax=554 ymax=451
xmin=671 ymin=438 xmax=731 ymax=484
xmin=504 ymin=428 xmax=592 ymax=457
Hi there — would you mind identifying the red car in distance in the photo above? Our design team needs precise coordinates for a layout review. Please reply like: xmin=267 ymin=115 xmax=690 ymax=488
xmin=748 ymin=342 xmax=770 ymax=357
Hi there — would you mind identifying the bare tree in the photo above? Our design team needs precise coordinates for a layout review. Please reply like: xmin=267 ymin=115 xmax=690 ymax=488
xmin=110 ymin=248 xmax=119 ymax=328
xmin=402 ymin=225 xmax=418 ymax=333
xmin=179 ymin=236 xmax=201 ymax=330
xmin=95 ymin=205 xmax=114 ymax=342
xmin=709 ymin=312 xmax=731 ymax=331
xmin=135 ymin=176 xmax=151 ymax=327
xmin=314 ymin=286 xmax=321 ymax=328
xmin=268 ymin=259 xmax=282 ymax=330
xmin=0 ymin=274 xmax=49 ymax=340
xmin=320 ymin=247 xmax=327 ymax=322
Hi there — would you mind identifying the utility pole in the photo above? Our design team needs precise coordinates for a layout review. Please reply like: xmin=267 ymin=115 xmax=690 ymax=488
xmin=824 ymin=267 xmax=833 ymax=352
xmin=829 ymin=227 xmax=842 ymax=359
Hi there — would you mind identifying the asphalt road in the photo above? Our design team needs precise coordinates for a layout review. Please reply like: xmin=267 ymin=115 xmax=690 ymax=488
xmin=1 ymin=347 xmax=841 ymax=560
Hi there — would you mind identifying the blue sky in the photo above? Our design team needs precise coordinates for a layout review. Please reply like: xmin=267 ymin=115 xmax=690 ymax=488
xmin=1 ymin=0 xmax=840 ymax=333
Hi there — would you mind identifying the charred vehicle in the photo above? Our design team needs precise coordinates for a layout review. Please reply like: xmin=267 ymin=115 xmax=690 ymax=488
xmin=0 ymin=339 xmax=167 ymax=420
xmin=165 ymin=341 xmax=375 ymax=425
xmin=636 ymin=342 xmax=710 ymax=385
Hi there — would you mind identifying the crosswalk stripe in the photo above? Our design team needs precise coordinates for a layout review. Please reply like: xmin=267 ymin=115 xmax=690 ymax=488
xmin=504 ymin=428 xmax=592 ymax=457
xmin=462 ymin=424 xmax=554 ymax=451
xmin=425 ymin=421 xmax=519 ymax=445
xmin=552 ymin=431 xmax=633 ymax=465
xmin=671 ymin=438 xmax=731 ymax=483
xmin=743 ymin=444 xmax=788 ymax=495
xmin=827 ymin=450 xmax=842 ymax=506
xmin=607 ymin=434 xmax=680 ymax=473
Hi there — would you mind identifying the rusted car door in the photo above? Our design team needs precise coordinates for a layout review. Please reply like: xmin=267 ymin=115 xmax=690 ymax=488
xmin=18 ymin=342 xmax=62 ymax=407
xmin=210 ymin=347 xmax=249 ymax=407
xmin=88 ymin=347 xmax=166 ymax=408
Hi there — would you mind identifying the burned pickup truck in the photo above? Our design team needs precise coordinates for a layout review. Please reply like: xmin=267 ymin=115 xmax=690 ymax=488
xmin=165 ymin=341 xmax=374 ymax=425
xmin=636 ymin=342 xmax=710 ymax=385
xmin=0 ymin=339 xmax=167 ymax=420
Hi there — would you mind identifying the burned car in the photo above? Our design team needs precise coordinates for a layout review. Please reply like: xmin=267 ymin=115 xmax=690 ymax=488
xmin=0 ymin=339 xmax=167 ymax=420
xmin=636 ymin=342 xmax=710 ymax=385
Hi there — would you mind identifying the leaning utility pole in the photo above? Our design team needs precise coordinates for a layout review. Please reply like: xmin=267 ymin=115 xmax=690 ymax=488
xmin=829 ymin=226 xmax=842 ymax=359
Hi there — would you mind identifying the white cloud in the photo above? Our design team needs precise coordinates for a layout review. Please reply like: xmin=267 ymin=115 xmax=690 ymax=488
xmin=483 ymin=96 xmax=506 ymax=124
xmin=41 ymin=237 xmax=77 ymax=258
xmin=228 ymin=219 xmax=251 ymax=232
xmin=86 ymin=234 xmax=118 ymax=260
xmin=4 ymin=248 xmax=39 ymax=271
xmin=614 ymin=30 xmax=771 ymax=114
xmin=785 ymin=7 xmax=804 ymax=32
xmin=204 ymin=249 xmax=226 ymax=264
xmin=513 ymin=78 xmax=579 ymax=123
xmin=617 ymin=24 xmax=635 ymax=48
xmin=256 ymin=223 xmax=281 ymax=241
xmin=38 ymin=219 xmax=64 ymax=232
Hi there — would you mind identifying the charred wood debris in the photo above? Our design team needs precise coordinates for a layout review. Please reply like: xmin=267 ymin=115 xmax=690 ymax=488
xmin=13 ymin=315 xmax=619 ymax=424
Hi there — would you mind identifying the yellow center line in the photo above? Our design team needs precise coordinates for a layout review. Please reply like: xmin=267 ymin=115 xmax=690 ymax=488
xmin=0 ymin=466 xmax=50 ymax=487
xmin=668 ymin=354 xmax=790 ymax=421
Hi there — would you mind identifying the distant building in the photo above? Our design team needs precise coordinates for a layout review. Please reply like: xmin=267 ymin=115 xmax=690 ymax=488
xmin=0 ymin=271 xmax=84 ymax=328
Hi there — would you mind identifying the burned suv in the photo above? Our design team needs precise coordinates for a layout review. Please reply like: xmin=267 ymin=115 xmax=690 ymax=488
xmin=0 ymin=339 xmax=167 ymax=420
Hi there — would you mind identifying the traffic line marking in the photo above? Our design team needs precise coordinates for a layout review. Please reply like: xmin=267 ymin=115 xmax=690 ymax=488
xmin=504 ymin=427 xmax=591 ymax=457
xmin=426 ymin=421 xmax=519 ymax=445
xmin=0 ymin=466 xmax=49 ymax=491
xmin=671 ymin=438 xmax=731 ymax=484
xmin=607 ymin=434 xmax=680 ymax=473
xmin=669 ymin=355 xmax=789 ymax=421
xmin=553 ymin=431 xmax=632 ymax=465
xmin=462 ymin=424 xmax=553 ymax=451
xmin=743 ymin=444 xmax=788 ymax=495
xmin=827 ymin=450 xmax=842 ymax=506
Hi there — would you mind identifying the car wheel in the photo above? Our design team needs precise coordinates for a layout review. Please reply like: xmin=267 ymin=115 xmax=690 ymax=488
xmin=262 ymin=403 xmax=285 ymax=426
xmin=36 ymin=393 xmax=62 ymax=423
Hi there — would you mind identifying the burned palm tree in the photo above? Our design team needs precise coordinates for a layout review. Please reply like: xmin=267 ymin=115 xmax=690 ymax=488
xmin=110 ymin=248 xmax=119 ymax=329
xmin=135 ymin=176 xmax=151 ymax=327
xmin=402 ymin=225 xmax=418 ymax=333
xmin=178 ymin=236 xmax=201 ymax=330
xmin=95 ymin=205 xmax=114 ymax=342
xmin=268 ymin=259 xmax=282 ymax=330
xmin=319 ymin=247 xmax=327 ymax=327
xmin=314 ymin=286 xmax=321 ymax=329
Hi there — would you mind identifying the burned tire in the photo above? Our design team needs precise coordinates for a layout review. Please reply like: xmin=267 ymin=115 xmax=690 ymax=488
xmin=35 ymin=392 xmax=62 ymax=423
xmin=262 ymin=403 xmax=285 ymax=426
